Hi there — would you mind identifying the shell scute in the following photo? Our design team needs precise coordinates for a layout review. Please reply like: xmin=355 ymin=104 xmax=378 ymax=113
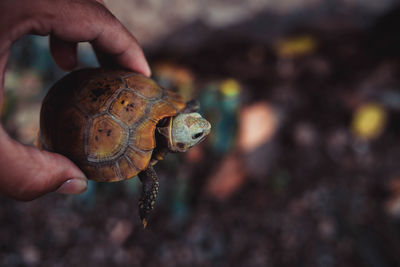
xmin=125 ymin=75 xmax=162 ymax=99
xmin=163 ymin=90 xmax=185 ymax=111
xmin=109 ymin=90 xmax=148 ymax=126
xmin=77 ymin=76 xmax=123 ymax=115
xmin=118 ymin=156 xmax=140 ymax=179
xmin=149 ymin=101 xmax=178 ymax=122
xmin=81 ymin=164 xmax=99 ymax=181
xmin=87 ymin=114 xmax=127 ymax=161
xmin=97 ymin=163 xmax=123 ymax=182
xmin=130 ymin=119 xmax=157 ymax=151
xmin=54 ymin=107 xmax=87 ymax=160
xmin=126 ymin=147 xmax=153 ymax=171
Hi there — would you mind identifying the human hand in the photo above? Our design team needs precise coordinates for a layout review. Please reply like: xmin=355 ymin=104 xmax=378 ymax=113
xmin=0 ymin=0 xmax=151 ymax=200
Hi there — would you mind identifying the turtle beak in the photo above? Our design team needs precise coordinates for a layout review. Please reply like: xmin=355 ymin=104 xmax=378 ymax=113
xmin=198 ymin=119 xmax=211 ymax=144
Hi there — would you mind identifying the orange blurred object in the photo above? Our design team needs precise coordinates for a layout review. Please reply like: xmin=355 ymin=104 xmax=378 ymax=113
xmin=108 ymin=219 xmax=133 ymax=245
xmin=385 ymin=178 xmax=400 ymax=218
xmin=238 ymin=101 xmax=278 ymax=152
xmin=185 ymin=145 xmax=204 ymax=163
xmin=11 ymin=103 xmax=41 ymax=144
xmin=206 ymin=153 xmax=246 ymax=200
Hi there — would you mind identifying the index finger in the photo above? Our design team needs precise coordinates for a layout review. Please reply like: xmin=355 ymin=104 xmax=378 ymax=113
xmin=19 ymin=0 xmax=151 ymax=76
xmin=90 ymin=21 xmax=151 ymax=76
xmin=61 ymin=1 xmax=151 ymax=76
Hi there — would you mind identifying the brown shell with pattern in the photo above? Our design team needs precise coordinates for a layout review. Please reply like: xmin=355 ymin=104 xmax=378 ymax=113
xmin=39 ymin=68 xmax=185 ymax=182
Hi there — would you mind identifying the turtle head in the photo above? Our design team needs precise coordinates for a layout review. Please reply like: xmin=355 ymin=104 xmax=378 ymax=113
xmin=158 ymin=113 xmax=211 ymax=152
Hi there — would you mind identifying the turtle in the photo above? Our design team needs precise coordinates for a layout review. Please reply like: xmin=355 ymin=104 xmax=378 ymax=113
xmin=38 ymin=68 xmax=211 ymax=227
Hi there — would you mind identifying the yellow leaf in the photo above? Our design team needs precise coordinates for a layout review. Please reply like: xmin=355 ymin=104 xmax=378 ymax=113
xmin=351 ymin=103 xmax=387 ymax=140
xmin=220 ymin=79 xmax=241 ymax=98
xmin=276 ymin=35 xmax=317 ymax=58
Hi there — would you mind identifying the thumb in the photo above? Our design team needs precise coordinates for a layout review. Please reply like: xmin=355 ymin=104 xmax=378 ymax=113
xmin=0 ymin=127 xmax=87 ymax=201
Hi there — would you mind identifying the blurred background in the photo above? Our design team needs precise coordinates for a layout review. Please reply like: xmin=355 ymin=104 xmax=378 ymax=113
xmin=3 ymin=0 xmax=400 ymax=266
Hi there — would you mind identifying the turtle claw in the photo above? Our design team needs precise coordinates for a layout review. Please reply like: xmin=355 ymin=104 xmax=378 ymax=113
xmin=138 ymin=197 xmax=155 ymax=228
xmin=139 ymin=202 xmax=150 ymax=228
xmin=142 ymin=218 xmax=148 ymax=229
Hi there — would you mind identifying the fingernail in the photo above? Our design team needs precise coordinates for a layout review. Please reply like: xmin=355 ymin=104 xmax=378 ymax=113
xmin=56 ymin=178 xmax=87 ymax=195
xmin=145 ymin=65 xmax=152 ymax=77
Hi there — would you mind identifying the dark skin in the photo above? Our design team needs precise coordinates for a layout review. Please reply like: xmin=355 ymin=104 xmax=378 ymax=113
xmin=0 ymin=0 xmax=150 ymax=201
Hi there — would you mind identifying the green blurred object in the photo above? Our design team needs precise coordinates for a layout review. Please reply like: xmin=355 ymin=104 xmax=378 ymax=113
xmin=200 ymin=79 xmax=240 ymax=154
xmin=170 ymin=174 xmax=190 ymax=225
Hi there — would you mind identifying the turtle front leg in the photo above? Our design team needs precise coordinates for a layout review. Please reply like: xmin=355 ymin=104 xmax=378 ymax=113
xmin=138 ymin=165 xmax=159 ymax=228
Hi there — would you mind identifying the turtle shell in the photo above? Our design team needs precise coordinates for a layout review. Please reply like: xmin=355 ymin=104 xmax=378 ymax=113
xmin=39 ymin=68 xmax=185 ymax=182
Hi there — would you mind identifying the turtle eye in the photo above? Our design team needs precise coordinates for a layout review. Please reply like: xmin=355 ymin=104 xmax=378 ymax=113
xmin=192 ymin=132 xmax=203 ymax=140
